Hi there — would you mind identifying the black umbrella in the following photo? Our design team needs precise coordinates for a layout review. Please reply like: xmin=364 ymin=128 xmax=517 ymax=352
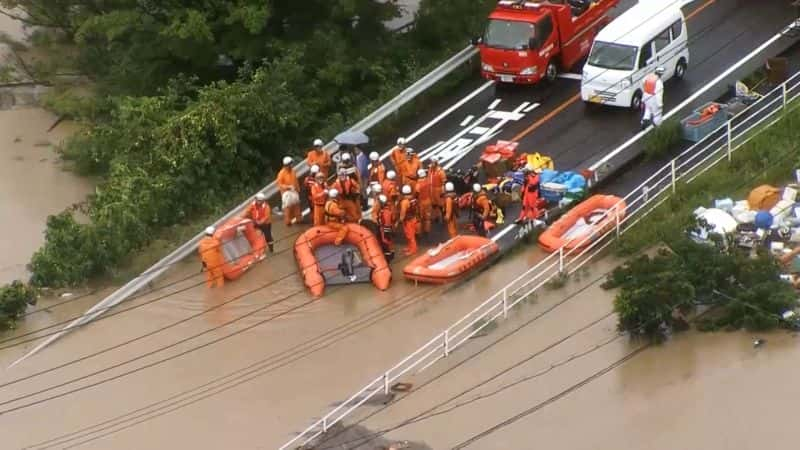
xmin=334 ymin=130 xmax=370 ymax=146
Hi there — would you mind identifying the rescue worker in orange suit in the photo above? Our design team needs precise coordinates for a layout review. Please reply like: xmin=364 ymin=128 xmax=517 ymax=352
xmin=304 ymin=164 xmax=321 ymax=208
xmin=306 ymin=138 xmax=332 ymax=178
xmin=517 ymin=168 xmax=542 ymax=224
xmin=376 ymin=194 xmax=395 ymax=260
xmin=426 ymin=157 xmax=447 ymax=223
xmin=641 ymin=67 xmax=665 ymax=129
xmin=369 ymin=183 xmax=383 ymax=222
xmin=398 ymin=184 xmax=419 ymax=256
xmin=198 ymin=226 xmax=225 ymax=288
xmin=415 ymin=168 xmax=434 ymax=234
xmin=277 ymin=156 xmax=302 ymax=226
xmin=324 ymin=189 xmax=348 ymax=245
xmin=390 ymin=137 xmax=407 ymax=173
xmin=443 ymin=182 xmax=459 ymax=239
xmin=332 ymin=169 xmax=361 ymax=222
xmin=244 ymin=192 xmax=274 ymax=253
xmin=338 ymin=150 xmax=360 ymax=184
xmin=399 ymin=148 xmax=421 ymax=190
xmin=471 ymin=183 xmax=493 ymax=237
xmin=382 ymin=170 xmax=400 ymax=222
xmin=367 ymin=151 xmax=386 ymax=185
xmin=310 ymin=172 xmax=328 ymax=227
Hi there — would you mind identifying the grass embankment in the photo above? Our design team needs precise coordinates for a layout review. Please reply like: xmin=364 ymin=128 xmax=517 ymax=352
xmin=605 ymin=96 xmax=800 ymax=341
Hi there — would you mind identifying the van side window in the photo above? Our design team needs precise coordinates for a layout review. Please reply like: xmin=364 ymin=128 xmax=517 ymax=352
xmin=670 ymin=19 xmax=683 ymax=40
xmin=639 ymin=42 xmax=653 ymax=69
xmin=654 ymin=29 xmax=670 ymax=53
xmin=538 ymin=15 xmax=554 ymax=44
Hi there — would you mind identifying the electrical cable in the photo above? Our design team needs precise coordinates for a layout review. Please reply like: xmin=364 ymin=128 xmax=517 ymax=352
xmin=25 ymin=284 xmax=442 ymax=450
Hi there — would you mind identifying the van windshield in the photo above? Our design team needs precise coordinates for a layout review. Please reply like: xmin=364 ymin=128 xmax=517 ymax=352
xmin=588 ymin=41 xmax=638 ymax=71
xmin=484 ymin=19 xmax=535 ymax=50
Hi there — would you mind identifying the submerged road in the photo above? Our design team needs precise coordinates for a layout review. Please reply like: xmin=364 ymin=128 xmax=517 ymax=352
xmin=0 ymin=1 xmax=795 ymax=449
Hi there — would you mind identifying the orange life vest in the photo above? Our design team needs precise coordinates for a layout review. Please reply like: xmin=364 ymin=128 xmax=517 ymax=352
xmin=247 ymin=201 xmax=270 ymax=225
xmin=643 ymin=74 xmax=659 ymax=95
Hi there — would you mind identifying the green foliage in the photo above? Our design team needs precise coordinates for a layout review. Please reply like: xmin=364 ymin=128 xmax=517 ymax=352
xmin=0 ymin=281 xmax=38 ymax=331
xmin=643 ymin=118 xmax=682 ymax=160
xmin=606 ymin=238 xmax=798 ymax=342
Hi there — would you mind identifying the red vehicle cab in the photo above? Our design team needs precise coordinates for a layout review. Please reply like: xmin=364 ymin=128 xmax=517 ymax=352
xmin=475 ymin=0 xmax=618 ymax=85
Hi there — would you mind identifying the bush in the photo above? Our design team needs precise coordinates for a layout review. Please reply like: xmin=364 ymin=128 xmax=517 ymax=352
xmin=643 ymin=118 xmax=682 ymax=160
xmin=0 ymin=281 xmax=38 ymax=331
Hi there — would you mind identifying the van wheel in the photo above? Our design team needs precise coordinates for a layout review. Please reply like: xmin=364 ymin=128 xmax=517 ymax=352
xmin=545 ymin=61 xmax=558 ymax=83
xmin=675 ymin=58 xmax=687 ymax=80
xmin=630 ymin=90 xmax=643 ymax=111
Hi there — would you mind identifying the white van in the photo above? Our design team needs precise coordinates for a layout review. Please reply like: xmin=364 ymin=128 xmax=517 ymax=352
xmin=580 ymin=2 xmax=689 ymax=110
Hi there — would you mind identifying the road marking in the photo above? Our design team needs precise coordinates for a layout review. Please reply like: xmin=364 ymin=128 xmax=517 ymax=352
xmin=557 ymin=73 xmax=582 ymax=81
xmin=460 ymin=115 xmax=475 ymax=126
xmin=491 ymin=223 xmax=517 ymax=241
xmin=686 ymin=0 xmax=716 ymax=20
xmin=488 ymin=99 xmax=502 ymax=110
xmin=470 ymin=126 xmax=490 ymax=135
xmin=523 ymin=103 xmax=541 ymax=113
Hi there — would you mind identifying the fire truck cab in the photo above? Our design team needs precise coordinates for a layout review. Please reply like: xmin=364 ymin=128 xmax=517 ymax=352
xmin=474 ymin=0 xmax=619 ymax=85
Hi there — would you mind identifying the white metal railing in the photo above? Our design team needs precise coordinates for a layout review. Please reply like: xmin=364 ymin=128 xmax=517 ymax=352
xmin=14 ymin=45 xmax=480 ymax=365
xmin=280 ymin=70 xmax=800 ymax=450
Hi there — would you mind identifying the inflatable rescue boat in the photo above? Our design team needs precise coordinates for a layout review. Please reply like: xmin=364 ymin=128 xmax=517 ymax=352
xmin=403 ymin=235 xmax=499 ymax=284
xmin=215 ymin=217 xmax=267 ymax=280
xmin=538 ymin=195 xmax=626 ymax=253
xmin=294 ymin=224 xmax=391 ymax=297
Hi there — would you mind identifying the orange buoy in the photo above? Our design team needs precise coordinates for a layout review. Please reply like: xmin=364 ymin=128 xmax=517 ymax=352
xmin=403 ymin=235 xmax=499 ymax=284
xmin=538 ymin=195 xmax=626 ymax=253
xmin=294 ymin=223 xmax=391 ymax=297
xmin=213 ymin=218 xmax=267 ymax=280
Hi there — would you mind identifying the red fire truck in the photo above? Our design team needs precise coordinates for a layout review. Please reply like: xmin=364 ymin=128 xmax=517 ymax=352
xmin=474 ymin=0 xmax=619 ymax=85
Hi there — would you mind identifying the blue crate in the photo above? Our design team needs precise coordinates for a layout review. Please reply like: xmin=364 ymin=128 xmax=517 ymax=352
xmin=680 ymin=108 xmax=728 ymax=143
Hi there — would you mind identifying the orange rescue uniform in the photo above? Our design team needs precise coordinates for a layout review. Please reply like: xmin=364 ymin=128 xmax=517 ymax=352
xmin=390 ymin=146 xmax=406 ymax=172
xmin=306 ymin=149 xmax=332 ymax=178
xmin=443 ymin=193 xmax=459 ymax=239
xmin=310 ymin=181 xmax=328 ymax=226
xmin=398 ymin=156 xmax=421 ymax=188
xmin=427 ymin=165 xmax=447 ymax=218
xmin=244 ymin=201 xmax=274 ymax=251
xmin=332 ymin=177 xmax=361 ymax=222
xmin=368 ymin=161 xmax=386 ymax=185
xmin=398 ymin=196 xmax=419 ymax=255
xmin=472 ymin=192 xmax=493 ymax=237
xmin=324 ymin=199 xmax=349 ymax=245
xmin=277 ymin=166 xmax=302 ymax=226
xmin=198 ymin=236 xmax=225 ymax=288
xmin=381 ymin=179 xmax=399 ymax=221
xmin=416 ymin=176 xmax=433 ymax=234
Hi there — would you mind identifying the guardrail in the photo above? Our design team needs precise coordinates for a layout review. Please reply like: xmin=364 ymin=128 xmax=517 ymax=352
xmin=280 ymin=69 xmax=800 ymax=450
xmin=11 ymin=45 xmax=480 ymax=367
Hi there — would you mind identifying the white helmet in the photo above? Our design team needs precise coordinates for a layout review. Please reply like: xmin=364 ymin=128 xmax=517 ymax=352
xmin=328 ymin=188 xmax=339 ymax=198
xmin=341 ymin=152 xmax=352 ymax=162
xmin=310 ymin=164 xmax=320 ymax=174
xmin=472 ymin=183 xmax=482 ymax=193
xmin=445 ymin=182 xmax=455 ymax=193
xmin=386 ymin=170 xmax=397 ymax=180
xmin=371 ymin=183 xmax=382 ymax=194
xmin=401 ymin=185 xmax=412 ymax=195
xmin=204 ymin=226 xmax=216 ymax=236
xmin=417 ymin=169 xmax=427 ymax=178
xmin=405 ymin=147 xmax=414 ymax=154
xmin=378 ymin=194 xmax=388 ymax=204
xmin=255 ymin=192 xmax=267 ymax=202
xmin=313 ymin=138 xmax=324 ymax=147
xmin=369 ymin=151 xmax=379 ymax=161
xmin=397 ymin=137 xmax=407 ymax=146
xmin=282 ymin=156 xmax=293 ymax=166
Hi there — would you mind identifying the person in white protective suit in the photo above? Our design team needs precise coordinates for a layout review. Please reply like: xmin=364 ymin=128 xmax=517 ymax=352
xmin=641 ymin=67 xmax=665 ymax=129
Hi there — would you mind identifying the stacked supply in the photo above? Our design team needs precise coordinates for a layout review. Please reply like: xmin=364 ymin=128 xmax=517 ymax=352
xmin=539 ymin=170 xmax=587 ymax=205
xmin=481 ymin=140 xmax=518 ymax=178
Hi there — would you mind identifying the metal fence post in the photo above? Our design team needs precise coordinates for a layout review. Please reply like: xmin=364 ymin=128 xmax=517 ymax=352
xmin=670 ymin=159 xmax=677 ymax=193
xmin=643 ymin=185 xmax=650 ymax=203
xmin=322 ymin=417 xmax=328 ymax=433
xmin=383 ymin=373 xmax=390 ymax=395
xmin=558 ymin=247 xmax=565 ymax=273
xmin=443 ymin=331 xmax=449 ymax=357
xmin=726 ymin=120 xmax=732 ymax=161
xmin=783 ymin=81 xmax=788 ymax=110
xmin=502 ymin=288 xmax=509 ymax=318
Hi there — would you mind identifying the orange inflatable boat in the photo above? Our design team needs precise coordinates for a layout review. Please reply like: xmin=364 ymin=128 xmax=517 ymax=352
xmin=214 ymin=217 xmax=267 ymax=280
xmin=403 ymin=235 xmax=500 ymax=284
xmin=294 ymin=224 xmax=391 ymax=297
xmin=538 ymin=195 xmax=626 ymax=253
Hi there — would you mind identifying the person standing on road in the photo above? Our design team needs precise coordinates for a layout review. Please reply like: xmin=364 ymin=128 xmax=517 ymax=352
xmin=331 ymin=168 xmax=361 ymax=222
xmin=324 ymin=189 xmax=348 ymax=245
xmin=369 ymin=183 xmax=383 ymax=222
xmin=277 ymin=156 xmax=302 ymax=226
xmin=355 ymin=147 xmax=370 ymax=183
xmin=382 ymin=170 xmax=400 ymax=221
xmin=471 ymin=183 xmax=493 ymax=237
xmin=244 ymin=192 xmax=274 ymax=253
xmin=516 ymin=168 xmax=542 ymax=224
xmin=304 ymin=164 xmax=321 ymax=208
xmin=642 ymin=67 xmax=665 ymax=129
xmin=399 ymin=148 xmax=421 ymax=190
xmin=367 ymin=151 xmax=386 ymax=185
xmin=377 ymin=194 xmax=395 ymax=259
xmin=426 ymin=157 xmax=446 ymax=223
xmin=306 ymin=139 xmax=332 ymax=178
xmin=390 ymin=137 xmax=407 ymax=172
xmin=398 ymin=185 xmax=419 ymax=256
xmin=198 ymin=226 xmax=225 ymax=288
xmin=443 ymin=182 xmax=459 ymax=239
xmin=310 ymin=172 xmax=328 ymax=227
xmin=416 ymin=168 xmax=433 ymax=235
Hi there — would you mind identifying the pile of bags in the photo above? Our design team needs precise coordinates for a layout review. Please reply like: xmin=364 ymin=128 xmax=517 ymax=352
xmin=539 ymin=169 xmax=587 ymax=206
xmin=690 ymin=183 xmax=800 ymax=277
